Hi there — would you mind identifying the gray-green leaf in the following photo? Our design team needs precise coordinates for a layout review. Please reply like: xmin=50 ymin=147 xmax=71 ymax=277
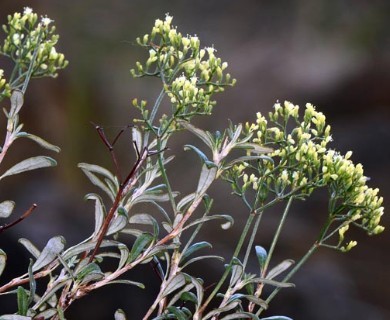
xmin=114 ymin=309 xmax=127 ymax=320
xmin=0 ymin=200 xmax=15 ymax=218
xmin=10 ymin=90 xmax=24 ymax=116
xmin=32 ymin=236 xmax=66 ymax=272
xmin=162 ymin=273 xmax=187 ymax=297
xmin=128 ymin=233 xmax=153 ymax=262
xmin=266 ymin=259 xmax=294 ymax=280
xmin=255 ymin=245 xmax=268 ymax=273
xmin=16 ymin=132 xmax=60 ymax=153
xmin=18 ymin=238 xmax=40 ymax=258
xmin=0 ymin=249 xmax=6 ymax=277
xmin=0 ymin=156 xmax=57 ymax=180
xmin=196 ymin=165 xmax=217 ymax=194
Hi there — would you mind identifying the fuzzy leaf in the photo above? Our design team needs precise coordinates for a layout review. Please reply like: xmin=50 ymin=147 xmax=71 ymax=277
xmin=106 ymin=208 xmax=128 ymax=236
xmin=0 ymin=200 xmax=15 ymax=218
xmin=255 ymin=246 xmax=268 ymax=273
xmin=18 ymin=238 xmax=40 ymax=258
xmin=167 ymin=306 xmax=187 ymax=320
xmin=78 ymin=163 xmax=117 ymax=201
xmin=230 ymin=259 xmax=244 ymax=287
xmin=184 ymin=145 xmax=215 ymax=168
xmin=107 ymin=279 xmax=145 ymax=289
xmin=181 ymin=255 xmax=224 ymax=269
xmin=76 ymin=262 xmax=104 ymax=284
xmin=266 ymin=259 xmax=294 ymax=280
xmin=17 ymin=286 xmax=28 ymax=316
xmin=17 ymin=132 xmax=60 ymax=153
xmin=237 ymin=142 xmax=273 ymax=154
xmin=183 ymin=214 xmax=234 ymax=231
xmin=85 ymin=193 xmax=106 ymax=237
xmin=221 ymin=312 xmax=260 ymax=320
xmin=10 ymin=90 xmax=24 ymax=116
xmin=34 ymin=309 xmax=57 ymax=319
xmin=196 ymin=165 xmax=217 ymax=194
xmin=32 ymin=236 xmax=66 ymax=271
xmin=162 ymin=273 xmax=187 ymax=297
xmin=114 ymin=309 xmax=127 ymax=320
xmin=0 ymin=157 xmax=56 ymax=180
xmin=62 ymin=240 xmax=120 ymax=260
xmin=178 ymin=120 xmax=214 ymax=150
xmin=182 ymin=241 xmax=212 ymax=262
xmin=0 ymin=249 xmax=6 ymax=277
xmin=117 ymin=244 xmax=129 ymax=269
xmin=260 ymin=317 xmax=293 ymax=320
xmin=129 ymin=213 xmax=159 ymax=237
xmin=177 ymin=193 xmax=196 ymax=211
xmin=128 ymin=233 xmax=153 ymax=262
xmin=0 ymin=316 xmax=31 ymax=320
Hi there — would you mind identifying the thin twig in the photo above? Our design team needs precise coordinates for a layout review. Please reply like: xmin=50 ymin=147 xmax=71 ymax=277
xmin=0 ymin=203 xmax=37 ymax=233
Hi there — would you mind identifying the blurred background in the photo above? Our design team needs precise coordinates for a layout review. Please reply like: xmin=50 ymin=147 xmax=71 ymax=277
xmin=0 ymin=0 xmax=389 ymax=319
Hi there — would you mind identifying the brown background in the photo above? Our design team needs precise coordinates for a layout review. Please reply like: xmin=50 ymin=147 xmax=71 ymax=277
xmin=0 ymin=1 xmax=389 ymax=319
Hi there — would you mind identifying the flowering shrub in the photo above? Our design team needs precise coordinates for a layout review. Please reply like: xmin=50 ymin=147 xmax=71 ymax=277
xmin=0 ymin=9 xmax=384 ymax=320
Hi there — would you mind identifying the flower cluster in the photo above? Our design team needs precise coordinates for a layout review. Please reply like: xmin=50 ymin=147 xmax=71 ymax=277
xmin=131 ymin=15 xmax=235 ymax=120
xmin=0 ymin=7 xmax=68 ymax=89
xmin=0 ymin=69 xmax=10 ymax=99
xmin=228 ymin=101 xmax=384 ymax=249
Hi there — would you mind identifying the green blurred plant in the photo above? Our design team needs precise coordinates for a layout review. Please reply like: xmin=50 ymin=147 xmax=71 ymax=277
xmin=0 ymin=10 xmax=384 ymax=320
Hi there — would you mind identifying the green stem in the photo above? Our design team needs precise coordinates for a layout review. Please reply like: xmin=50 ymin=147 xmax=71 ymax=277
xmin=262 ymin=196 xmax=294 ymax=276
xmin=199 ymin=212 xmax=255 ymax=314
xmin=243 ymin=211 xmax=263 ymax=268
xmin=156 ymin=138 xmax=177 ymax=213
xmin=21 ymin=30 xmax=43 ymax=94
xmin=257 ymin=241 xmax=319 ymax=316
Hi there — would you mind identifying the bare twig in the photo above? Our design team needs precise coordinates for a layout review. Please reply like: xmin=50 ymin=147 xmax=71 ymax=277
xmin=0 ymin=203 xmax=37 ymax=233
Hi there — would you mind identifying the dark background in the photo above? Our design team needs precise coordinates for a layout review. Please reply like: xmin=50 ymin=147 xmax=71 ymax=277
xmin=0 ymin=1 xmax=389 ymax=319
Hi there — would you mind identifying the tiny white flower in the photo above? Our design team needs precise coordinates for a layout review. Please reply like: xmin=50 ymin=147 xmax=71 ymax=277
xmin=41 ymin=16 xmax=53 ymax=26
xmin=24 ymin=7 xmax=33 ymax=15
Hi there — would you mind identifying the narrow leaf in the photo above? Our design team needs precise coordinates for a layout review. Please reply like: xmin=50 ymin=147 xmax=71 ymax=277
xmin=181 ymin=241 xmax=212 ymax=262
xmin=196 ymin=165 xmax=217 ymax=194
xmin=0 ymin=200 xmax=15 ymax=218
xmin=184 ymin=145 xmax=212 ymax=165
xmin=10 ymin=90 xmax=24 ymax=116
xmin=85 ymin=194 xmax=106 ymax=237
xmin=221 ymin=312 xmax=259 ymax=320
xmin=128 ymin=233 xmax=153 ymax=262
xmin=178 ymin=120 xmax=214 ymax=150
xmin=114 ymin=309 xmax=127 ymax=320
xmin=131 ymin=127 xmax=143 ymax=151
xmin=17 ymin=286 xmax=28 ymax=316
xmin=78 ymin=163 xmax=116 ymax=201
xmin=162 ymin=273 xmax=186 ymax=297
xmin=34 ymin=309 xmax=57 ymax=319
xmin=107 ymin=279 xmax=145 ymax=289
xmin=62 ymin=240 xmax=120 ymax=260
xmin=0 ymin=249 xmax=6 ymax=277
xmin=177 ymin=193 xmax=196 ymax=212
xmin=117 ymin=244 xmax=129 ymax=269
xmin=230 ymin=260 xmax=244 ymax=287
xmin=0 ymin=316 xmax=31 ymax=320
xmin=183 ymin=214 xmax=234 ymax=231
xmin=266 ymin=259 xmax=294 ymax=280
xmin=255 ymin=246 xmax=267 ymax=273
xmin=107 ymin=215 xmax=128 ymax=235
xmin=260 ymin=317 xmax=293 ymax=320
xmin=237 ymin=143 xmax=273 ymax=154
xmin=17 ymin=132 xmax=60 ymax=153
xmin=18 ymin=238 xmax=40 ymax=258
xmin=0 ymin=157 xmax=57 ymax=180
xmin=32 ymin=236 xmax=66 ymax=272
xmin=129 ymin=213 xmax=159 ymax=237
